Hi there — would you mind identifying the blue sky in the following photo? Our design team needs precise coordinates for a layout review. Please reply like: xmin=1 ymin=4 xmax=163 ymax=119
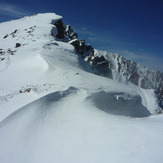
xmin=0 ymin=0 xmax=163 ymax=71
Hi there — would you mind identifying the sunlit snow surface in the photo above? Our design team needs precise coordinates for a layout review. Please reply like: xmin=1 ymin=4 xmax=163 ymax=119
xmin=0 ymin=13 xmax=163 ymax=163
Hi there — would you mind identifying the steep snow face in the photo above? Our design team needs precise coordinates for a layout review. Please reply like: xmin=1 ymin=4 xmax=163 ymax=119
xmin=0 ymin=13 xmax=163 ymax=163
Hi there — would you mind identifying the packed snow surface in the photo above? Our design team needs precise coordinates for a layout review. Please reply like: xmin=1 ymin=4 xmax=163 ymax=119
xmin=0 ymin=13 xmax=163 ymax=163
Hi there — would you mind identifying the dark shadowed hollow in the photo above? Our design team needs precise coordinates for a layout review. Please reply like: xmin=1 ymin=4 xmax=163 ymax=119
xmin=87 ymin=91 xmax=151 ymax=118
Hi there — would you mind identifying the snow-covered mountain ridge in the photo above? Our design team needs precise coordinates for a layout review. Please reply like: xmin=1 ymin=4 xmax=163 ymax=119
xmin=101 ymin=51 xmax=163 ymax=96
xmin=0 ymin=13 xmax=163 ymax=163
xmin=51 ymin=16 xmax=163 ymax=109
xmin=53 ymin=18 xmax=163 ymax=99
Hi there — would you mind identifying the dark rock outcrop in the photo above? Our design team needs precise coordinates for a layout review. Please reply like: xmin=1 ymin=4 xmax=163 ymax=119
xmin=3 ymin=34 xmax=8 ymax=39
xmin=65 ymin=25 xmax=78 ymax=40
xmin=11 ymin=29 xmax=18 ymax=37
xmin=78 ymin=39 xmax=85 ymax=55
xmin=54 ymin=19 xmax=65 ymax=39
xmin=85 ymin=44 xmax=94 ymax=55
xmin=69 ymin=39 xmax=80 ymax=51
xmin=16 ymin=43 xmax=21 ymax=48
xmin=56 ymin=20 xmax=110 ymax=75
xmin=69 ymin=39 xmax=86 ymax=55
xmin=92 ymin=56 xmax=108 ymax=71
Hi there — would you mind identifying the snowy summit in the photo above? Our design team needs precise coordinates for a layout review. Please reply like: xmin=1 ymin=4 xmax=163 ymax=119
xmin=0 ymin=13 xmax=163 ymax=163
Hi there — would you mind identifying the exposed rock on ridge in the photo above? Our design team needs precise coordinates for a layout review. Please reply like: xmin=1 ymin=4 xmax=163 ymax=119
xmin=53 ymin=19 xmax=110 ymax=76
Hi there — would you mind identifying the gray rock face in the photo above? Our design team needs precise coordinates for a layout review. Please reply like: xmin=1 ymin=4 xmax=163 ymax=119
xmin=91 ymin=55 xmax=109 ymax=74
xmin=107 ymin=53 xmax=163 ymax=97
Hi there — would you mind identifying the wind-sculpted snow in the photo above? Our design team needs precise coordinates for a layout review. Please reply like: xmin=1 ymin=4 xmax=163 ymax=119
xmin=0 ymin=87 xmax=78 ymax=127
xmin=0 ymin=87 xmax=163 ymax=163
xmin=0 ymin=87 xmax=79 ymax=163
xmin=87 ymin=91 xmax=151 ymax=117
xmin=0 ymin=13 xmax=163 ymax=163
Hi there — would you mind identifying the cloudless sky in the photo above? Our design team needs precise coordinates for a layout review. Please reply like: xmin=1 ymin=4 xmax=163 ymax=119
xmin=0 ymin=0 xmax=163 ymax=71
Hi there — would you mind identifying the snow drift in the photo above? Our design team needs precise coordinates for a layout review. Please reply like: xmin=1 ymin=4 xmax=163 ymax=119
xmin=87 ymin=91 xmax=151 ymax=117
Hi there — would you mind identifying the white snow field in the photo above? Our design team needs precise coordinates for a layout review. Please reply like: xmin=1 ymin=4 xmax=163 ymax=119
xmin=0 ymin=13 xmax=163 ymax=163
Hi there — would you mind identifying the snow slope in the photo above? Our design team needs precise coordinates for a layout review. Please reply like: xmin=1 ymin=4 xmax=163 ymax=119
xmin=0 ymin=13 xmax=163 ymax=163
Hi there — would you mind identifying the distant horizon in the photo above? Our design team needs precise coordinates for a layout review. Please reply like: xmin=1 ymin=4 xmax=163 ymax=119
xmin=0 ymin=0 xmax=163 ymax=71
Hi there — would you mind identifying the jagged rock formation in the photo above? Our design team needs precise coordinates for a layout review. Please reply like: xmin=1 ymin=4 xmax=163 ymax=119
xmin=53 ymin=19 xmax=110 ymax=75
xmin=65 ymin=25 xmax=78 ymax=40
xmin=52 ymin=18 xmax=163 ymax=108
